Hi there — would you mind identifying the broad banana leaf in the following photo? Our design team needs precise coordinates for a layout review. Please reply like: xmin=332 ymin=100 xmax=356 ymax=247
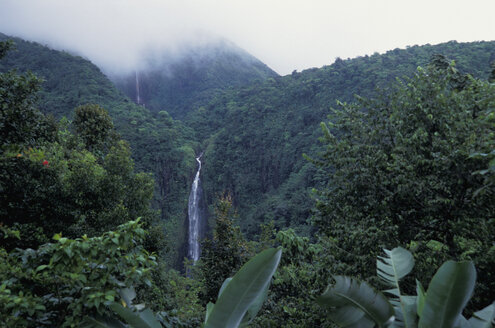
xmin=204 ymin=247 xmax=282 ymax=328
xmin=317 ymin=275 xmax=395 ymax=327
xmin=415 ymin=279 xmax=426 ymax=319
xmin=389 ymin=296 xmax=417 ymax=328
xmin=109 ymin=303 xmax=162 ymax=328
xmin=81 ymin=315 xmax=126 ymax=328
xmin=239 ymin=277 xmax=271 ymax=327
xmin=468 ymin=302 xmax=495 ymax=328
xmin=418 ymin=261 xmax=476 ymax=328
xmin=212 ymin=276 xmax=271 ymax=327
xmin=377 ymin=247 xmax=414 ymax=289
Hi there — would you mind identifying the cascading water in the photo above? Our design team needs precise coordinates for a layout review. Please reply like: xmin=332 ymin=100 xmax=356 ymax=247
xmin=135 ymin=71 xmax=141 ymax=105
xmin=188 ymin=154 xmax=204 ymax=262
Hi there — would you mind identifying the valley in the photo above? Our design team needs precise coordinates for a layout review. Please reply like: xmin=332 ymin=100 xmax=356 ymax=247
xmin=1 ymin=31 xmax=494 ymax=327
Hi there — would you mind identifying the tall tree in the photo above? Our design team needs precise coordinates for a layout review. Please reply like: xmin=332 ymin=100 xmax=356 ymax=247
xmin=72 ymin=104 xmax=116 ymax=153
xmin=197 ymin=194 xmax=250 ymax=305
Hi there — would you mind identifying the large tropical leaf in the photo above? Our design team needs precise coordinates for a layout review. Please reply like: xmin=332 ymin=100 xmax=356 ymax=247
xmin=212 ymin=276 xmax=271 ymax=327
xmin=415 ymin=279 xmax=426 ymax=319
xmin=119 ymin=287 xmax=136 ymax=307
xmin=317 ymin=275 xmax=395 ymax=327
xmin=204 ymin=247 xmax=282 ymax=328
xmin=418 ymin=261 xmax=476 ymax=328
xmin=218 ymin=277 xmax=233 ymax=298
xmin=377 ymin=247 xmax=414 ymax=289
xmin=81 ymin=315 xmax=126 ymax=328
xmin=389 ymin=296 xmax=417 ymax=328
xmin=377 ymin=247 xmax=416 ymax=328
xmin=239 ymin=277 xmax=271 ymax=327
xmin=108 ymin=303 xmax=162 ymax=328
xmin=468 ymin=302 xmax=495 ymax=328
xmin=205 ymin=302 xmax=215 ymax=323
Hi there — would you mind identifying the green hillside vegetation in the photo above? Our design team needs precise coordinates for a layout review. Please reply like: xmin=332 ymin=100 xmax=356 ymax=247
xmin=110 ymin=39 xmax=278 ymax=119
xmin=0 ymin=33 xmax=198 ymax=266
xmin=188 ymin=40 xmax=495 ymax=237
xmin=1 ymin=34 xmax=494 ymax=327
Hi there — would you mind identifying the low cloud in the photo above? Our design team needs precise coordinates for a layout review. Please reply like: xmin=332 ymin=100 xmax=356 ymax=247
xmin=0 ymin=0 xmax=494 ymax=75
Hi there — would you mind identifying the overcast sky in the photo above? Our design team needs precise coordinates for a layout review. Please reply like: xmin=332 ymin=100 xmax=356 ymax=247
xmin=0 ymin=0 xmax=494 ymax=75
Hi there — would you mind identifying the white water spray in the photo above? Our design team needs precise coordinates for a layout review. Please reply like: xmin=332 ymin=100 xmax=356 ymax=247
xmin=188 ymin=154 xmax=204 ymax=262
xmin=135 ymin=71 xmax=141 ymax=105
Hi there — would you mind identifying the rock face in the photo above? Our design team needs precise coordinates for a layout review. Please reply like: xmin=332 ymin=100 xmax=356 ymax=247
xmin=109 ymin=38 xmax=278 ymax=119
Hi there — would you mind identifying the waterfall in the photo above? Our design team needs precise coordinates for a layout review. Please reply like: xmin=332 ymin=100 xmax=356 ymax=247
xmin=188 ymin=154 xmax=204 ymax=262
xmin=135 ymin=71 xmax=141 ymax=105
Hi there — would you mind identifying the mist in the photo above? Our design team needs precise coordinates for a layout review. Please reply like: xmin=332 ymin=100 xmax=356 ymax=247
xmin=0 ymin=0 xmax=494 ymax=75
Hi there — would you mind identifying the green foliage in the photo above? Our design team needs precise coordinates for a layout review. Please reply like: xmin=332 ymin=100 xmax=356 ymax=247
xmin=0 ymin=147 xmax=70 ymax=247
xmin=0 ymin=40 xmax=56 ymax=148
xmin=85 ymin=288 xmax=185 ymax=328
xmin=0 ymin=39 xmax=14 ymax=58
xmin=164 ymin=269 xmax=204 ymax=325
xmin=188 ymin=41 xmax=495 ymax=239
xmin=0 ymin=34 xmax=197 ymax=265
xmin=204 ymin=247 xmax=282 ymax=328
xmin=198 ymin=194 xmax=251 ymax=305
xmin=0 ymin=220 xmax=156 ymax=327
xmin=0 ymin=115 xmax=157 ymax=249
xmin=252 ymin=229 xmax=329 ymax=327
xmin=311 ymin=61 xmax=495 ymax=308
xmin=318 ymin=276 xmax=395 ymax=327
xmin=110 ymin=40 xmax=277 ymax=119
xmin=318 ymin=247 xmax=495 ymax=328
xmin=470 ymin=99 xmax=495 ymax=194
xmin=87 ymin=248 xmax=281 ymax=328
xmin=73 ymin=104 xmax=116 ymax=152
xmin=0 ymin=224 xmax=20 ymax=240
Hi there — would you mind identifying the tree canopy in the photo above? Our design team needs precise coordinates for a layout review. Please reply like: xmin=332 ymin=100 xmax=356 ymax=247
xmin=311 ymin=59 xmax=495 ymax=309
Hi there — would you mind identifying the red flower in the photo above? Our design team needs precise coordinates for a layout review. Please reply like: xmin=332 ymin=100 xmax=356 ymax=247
xmin=42 ymin=160 xmax=49 ymax=167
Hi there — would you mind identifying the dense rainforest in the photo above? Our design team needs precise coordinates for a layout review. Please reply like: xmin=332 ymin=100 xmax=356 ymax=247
xmin=0 ymin=32 xmax=494 ymax=327
xmin=0 ymin=32 xmax=201 ymax=267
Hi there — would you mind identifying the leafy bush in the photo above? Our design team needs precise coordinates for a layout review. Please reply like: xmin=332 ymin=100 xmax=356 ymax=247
xmin=0 ymin=219 xmax=156 ymax=327
xmin=88 ymin=247 xmax=282 ymax=328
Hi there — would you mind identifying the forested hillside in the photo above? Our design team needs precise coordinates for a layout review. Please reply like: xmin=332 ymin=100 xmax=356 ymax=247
xmin=189 ymin=41 xmax=495 ymax=236
xmin=109 ymin=39 xmax=278 ymax=119
xmin=5 ymin=32 xmax=492 ymax=242
xmin=0 ymin=32 xmax=198 ymax=265
xmin=1 ymin=32 xmax=494 ymax=327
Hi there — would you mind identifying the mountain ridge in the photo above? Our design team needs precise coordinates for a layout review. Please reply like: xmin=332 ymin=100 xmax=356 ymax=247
xmin=109 ymin=38 xmax=278 ymax=119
